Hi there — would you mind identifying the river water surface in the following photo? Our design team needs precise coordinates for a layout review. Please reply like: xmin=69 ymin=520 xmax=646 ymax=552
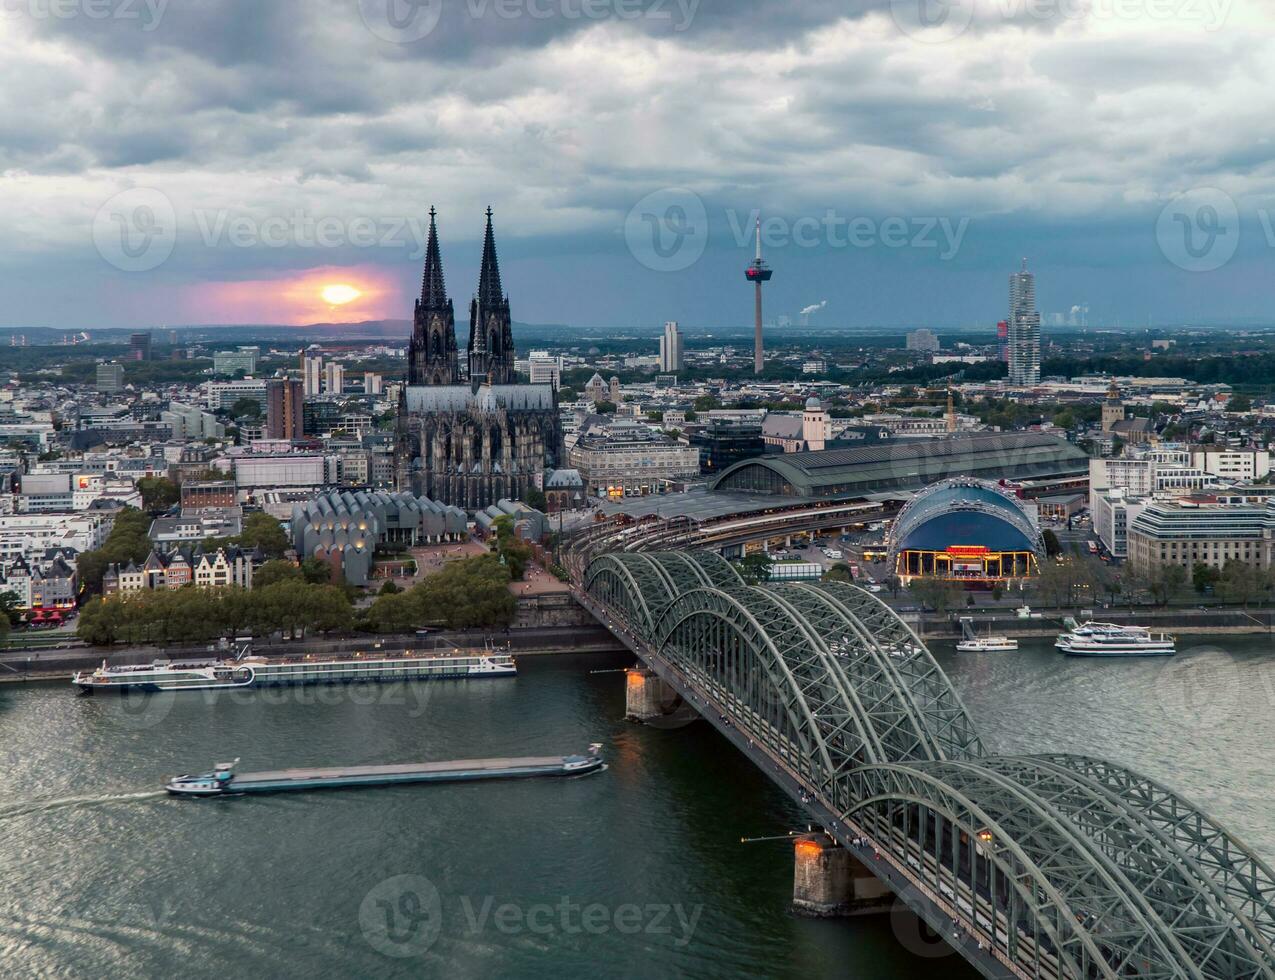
xmin=0 ymin=635 xmax=1271 ymax=979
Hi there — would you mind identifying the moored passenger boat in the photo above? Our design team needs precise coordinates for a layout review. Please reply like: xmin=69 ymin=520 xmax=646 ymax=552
xmin=1055 ymin=622 xmax=1175 ymax=657
xmin=72 ymin=649 xmax=516 ymax=693
xmin=956 ymin=617 xmax=1019 ymax=653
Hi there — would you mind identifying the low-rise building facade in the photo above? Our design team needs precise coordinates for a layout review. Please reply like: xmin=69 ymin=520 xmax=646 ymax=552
xmin=1126 ymin=498 xmax=1273 ymax=574
xmin=568 ymin=420 xmax=701 ymax=498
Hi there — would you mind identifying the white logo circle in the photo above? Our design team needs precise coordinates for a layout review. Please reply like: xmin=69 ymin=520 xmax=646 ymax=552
xmin=359 ymin=874 xmax=442 ymax=958
xmin=624 ymin=187 xmax=709 ymax=273
xmin=1152 ymin=645 xmax=1241 ymax=731
xmin=1155 ymin=187 xmax=1239 ymax=273
xmin=890 ymin=0 xmax=976 ymax=43
xmin=357 ymin=0 xmax=443 ymax=44
xmin=100 ymin=688 xmax=177 ymax=731
xmin=92 ymin=188 xmax=177 ymax=273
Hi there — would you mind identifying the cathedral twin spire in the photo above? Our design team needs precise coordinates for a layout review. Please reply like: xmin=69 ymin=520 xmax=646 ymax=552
xmin=407 ymin=207 xmax=514 ymax=388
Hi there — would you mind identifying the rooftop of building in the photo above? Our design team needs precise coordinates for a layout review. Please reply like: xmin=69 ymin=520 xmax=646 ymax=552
xmin=709 ymin=431 xmax=1089 ymax=499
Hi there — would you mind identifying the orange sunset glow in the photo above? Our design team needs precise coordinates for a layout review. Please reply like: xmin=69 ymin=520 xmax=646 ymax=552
xmin=186 ymin=267 xmax=400 ymax=324
xmin=321 ymin=283 xmax=362 ymax=306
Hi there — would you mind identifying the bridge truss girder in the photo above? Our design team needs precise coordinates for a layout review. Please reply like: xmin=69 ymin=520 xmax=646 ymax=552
xmin=581 ymin=550 xmax=1275 ymax=980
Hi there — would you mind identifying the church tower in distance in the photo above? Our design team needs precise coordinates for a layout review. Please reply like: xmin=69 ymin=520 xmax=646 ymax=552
xmin=467 ymin=207 xmax=516 ymax=387
xmin=408 ymin=207 xmax=459 ymax=386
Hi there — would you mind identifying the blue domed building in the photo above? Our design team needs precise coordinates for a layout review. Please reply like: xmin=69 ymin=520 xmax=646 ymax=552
xmin=888 ymin=478 xmax=1044 ymax=584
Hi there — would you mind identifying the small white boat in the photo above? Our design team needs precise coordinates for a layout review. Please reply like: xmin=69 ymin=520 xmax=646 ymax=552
xmin=956 ymin=617 xmax=1018 ymax=653
xmin=956 ymin=636 xmax=1019 ymax=653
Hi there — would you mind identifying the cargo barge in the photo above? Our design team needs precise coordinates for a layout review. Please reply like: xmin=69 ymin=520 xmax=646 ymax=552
xmin=165 ymin=745 xmax=604 ymax=797
xmin=73 ymin=649 xmax=516 ymax=693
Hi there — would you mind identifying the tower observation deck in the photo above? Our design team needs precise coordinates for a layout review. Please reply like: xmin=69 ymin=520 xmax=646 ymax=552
xmin=745 ymin=217 xmax=773 ymax=375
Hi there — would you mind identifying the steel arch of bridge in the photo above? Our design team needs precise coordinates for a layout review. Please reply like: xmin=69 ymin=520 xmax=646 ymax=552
xmin=583 ymin=551 xmax=1275 ymax=980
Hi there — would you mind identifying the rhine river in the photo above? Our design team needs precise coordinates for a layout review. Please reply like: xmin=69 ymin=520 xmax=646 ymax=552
xmin=1 ymin=636 xmax=1272 ymax=979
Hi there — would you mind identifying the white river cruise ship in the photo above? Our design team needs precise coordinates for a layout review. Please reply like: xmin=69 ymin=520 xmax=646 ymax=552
xmin=1055 ymin=622 xmax=1176 ymax=658
xmin=73 ymin=649 xmax=517 ymax=693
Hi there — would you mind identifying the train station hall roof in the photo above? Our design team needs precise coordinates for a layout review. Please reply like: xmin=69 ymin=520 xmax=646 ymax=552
xmin=708 ymin=433 xmax=1089 ymax=500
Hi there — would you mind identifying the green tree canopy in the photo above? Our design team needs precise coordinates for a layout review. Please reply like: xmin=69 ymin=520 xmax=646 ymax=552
xmin=908 ymin=577 xmax=963 ymax=612
xmin=823 ymin=562 xmax=854 ymax=584
xmin=236 ymin=512 xmax=289 ymax=559
xmin=75 ymin=507 xmax=156 ymax=594
xmin=231 ymin=397 xmax=263 ymax=419
xmin=736 ymin=553 xmax=773 ymax=585
xmin=253 ymin=559 xmax=303 ymax=590
xmin=75 ymin=582 xmax=354 ymax=646
xmin=136 ymin=476 xmax=180 ymax=513
xmin=523 ymin=487 xmax=547 ymax=512
xmin=363 ymin=555 xmax=515 ymax=632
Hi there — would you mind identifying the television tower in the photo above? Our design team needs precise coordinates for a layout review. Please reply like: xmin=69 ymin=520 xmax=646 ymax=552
xmin=745 ymin=217 xmax=773 ymax=375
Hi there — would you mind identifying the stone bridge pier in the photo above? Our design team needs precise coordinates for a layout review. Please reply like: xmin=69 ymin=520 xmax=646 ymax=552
xmin=792 ymin=833 xmax=893 ymax=917
xmin=624 ymin=667 xmax=672 ymax=721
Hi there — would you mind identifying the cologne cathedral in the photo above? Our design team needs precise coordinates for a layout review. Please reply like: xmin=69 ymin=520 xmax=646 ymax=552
xmin=395 ymin=208 xmax=560 ymax=510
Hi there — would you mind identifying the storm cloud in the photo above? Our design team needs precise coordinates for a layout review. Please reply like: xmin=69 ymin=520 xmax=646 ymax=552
xmin=3 ymin=0 xmax=1275 ymax=329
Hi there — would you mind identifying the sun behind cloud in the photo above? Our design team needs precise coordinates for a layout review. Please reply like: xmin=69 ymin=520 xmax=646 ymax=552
xmin=321 ymin=283 xmax=361 ymax=306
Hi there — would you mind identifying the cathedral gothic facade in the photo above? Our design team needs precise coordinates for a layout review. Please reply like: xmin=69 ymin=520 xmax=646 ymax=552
xmin=395 ymin=208 xmax=560 ymax=511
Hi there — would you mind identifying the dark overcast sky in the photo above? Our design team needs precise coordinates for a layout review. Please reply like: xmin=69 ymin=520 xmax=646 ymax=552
xmin=2 ymin=0 xmax=1272 ymax=332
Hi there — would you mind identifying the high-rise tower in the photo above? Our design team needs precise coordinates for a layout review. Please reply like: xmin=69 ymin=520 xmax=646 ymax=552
xmin=1008 ymin=258 xmax=1041 ymax=386
xmin=659 ymin=320 xmax=683 ymax=373
xmin=408 ymin=207 xmax=459 ymax=386
xmin=468 ymin=207 xmax=516 ymax=387
xmin=1102 ymin=379 xmax=1125 ymax=433
xmin=745 ymin=218 xmax=773 ymax=375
